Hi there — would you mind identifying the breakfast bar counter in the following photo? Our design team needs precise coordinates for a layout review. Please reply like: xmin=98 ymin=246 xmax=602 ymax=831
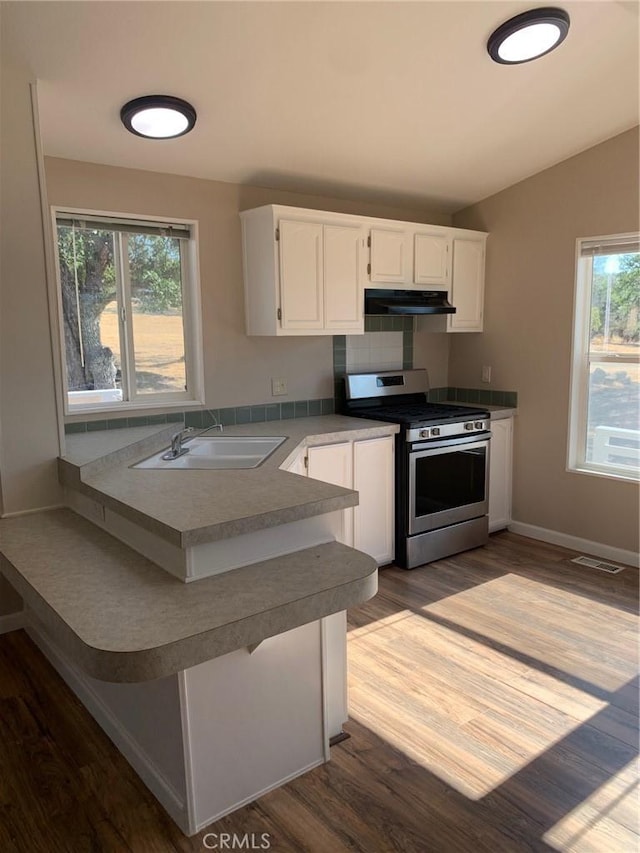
xmin=0 ymin=414 xmax=395 ymax=835
xmin=0 ymin=508 xmax=376 ymax=682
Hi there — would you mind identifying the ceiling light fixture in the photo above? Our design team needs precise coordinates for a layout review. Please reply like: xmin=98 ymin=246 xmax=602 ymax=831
xmin=120 ymin=95 xmax=197 ymax=139
xmin=487 ymin=7 xmax=570 ymax=64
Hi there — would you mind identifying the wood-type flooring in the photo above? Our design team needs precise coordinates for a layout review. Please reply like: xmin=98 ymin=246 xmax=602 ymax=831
xmin=0 ymin=531 xmax=637 ymax=852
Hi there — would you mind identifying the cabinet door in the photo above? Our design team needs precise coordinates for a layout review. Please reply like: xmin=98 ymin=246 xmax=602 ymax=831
xmin=323 ymin=224 xmax=364 ymax=332
xmin=307 ymin=442 xmax=354 ymax=546
xmin=414 ymin=232 xmax=451 ymax=287
xmin=448 ymin=238 xmax=485 ymax=332
xmin=489 ymin=418 xmax=513 ymax=532
xmin=369 ymin=228 xmax=410 ymax=284
xmin=279 ymin=220 xmax=324 ymax=330
xmin=353 ymin=435 xmax=394 ymax=565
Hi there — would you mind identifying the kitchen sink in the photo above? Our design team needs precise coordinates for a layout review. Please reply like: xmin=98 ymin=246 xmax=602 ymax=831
xmin=133 ymin=435 xmax=287 ymax=470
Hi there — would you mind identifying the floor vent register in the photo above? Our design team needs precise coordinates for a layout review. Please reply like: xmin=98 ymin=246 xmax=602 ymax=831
xmin=571 ymin=555 xmax=625 ymax=574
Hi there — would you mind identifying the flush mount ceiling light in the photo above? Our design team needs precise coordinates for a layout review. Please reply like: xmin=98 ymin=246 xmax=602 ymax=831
xmin=487 ymin=7 xmax=570 ymax=64
xmin=120 ymin=95 xmax=197 ymax=139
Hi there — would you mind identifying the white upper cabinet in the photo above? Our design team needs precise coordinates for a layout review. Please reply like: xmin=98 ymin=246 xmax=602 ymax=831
xmin=369 ymin=228 xmax=411 ymax=284
xmin=279 ymin=220 xmax=324 ymax=331
xmin=323 ymin=224 xmax=364 ymax=330
xmin=447 ymin=236 xmax=486 ymax=333
xmin=241 ymin=204 xmax=487 ymax=335
xmin=369 ymin=226 xmax=452 ymax=290
xmin=241 ymin=205 xmax=365 ymax=336
xmin=414 ymin=231 xmax=451 ymax=287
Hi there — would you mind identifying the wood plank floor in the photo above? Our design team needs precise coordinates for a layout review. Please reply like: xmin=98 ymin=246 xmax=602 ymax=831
xmin=0 ymin=531 xmax=637 ymax=852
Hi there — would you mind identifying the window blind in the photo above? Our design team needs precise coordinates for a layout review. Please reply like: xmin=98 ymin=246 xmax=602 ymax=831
xmin=56 ymin=214 xmax=191 ymax=240
xmin=580 ymin=235 xmax=640 ymax=256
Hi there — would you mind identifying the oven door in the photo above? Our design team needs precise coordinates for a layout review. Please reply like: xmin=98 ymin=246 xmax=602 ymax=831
xmin=408 ymin=433 xmax=490 ymax=535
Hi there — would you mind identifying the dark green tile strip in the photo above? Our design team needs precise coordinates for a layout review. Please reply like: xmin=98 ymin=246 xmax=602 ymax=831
xmin=65 ymin=397 xmax=339 ymax=434
xmin=333 ymin=335 xmax=346 ymax=375
xmin=63 ymin=387 xmax=516 ymax=435
xmin=364 ymin=316 xmax=414 ymax=333
xmin=442 ymin=388 xmax=518 ymax=407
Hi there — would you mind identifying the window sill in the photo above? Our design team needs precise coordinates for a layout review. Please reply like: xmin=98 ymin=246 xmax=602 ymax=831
xmin=65 ymin=399 xmax=204 ymax=421
xmin=567 ymin=464 xmax=639 ymax=484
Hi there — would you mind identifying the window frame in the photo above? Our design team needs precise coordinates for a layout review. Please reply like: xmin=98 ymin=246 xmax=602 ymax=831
xmin=567 ymin=232 xmax=640 ymax=483
xmin=51 ymin=206 xmax=204 ymax=416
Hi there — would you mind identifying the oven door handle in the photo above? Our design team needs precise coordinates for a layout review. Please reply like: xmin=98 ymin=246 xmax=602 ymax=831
xmin=410 ymin=432 xmax=491 ymax=453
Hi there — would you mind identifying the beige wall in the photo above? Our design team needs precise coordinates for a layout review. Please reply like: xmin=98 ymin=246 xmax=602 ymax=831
xmin=451 ymin=127 xmax=640 ymax=554
xmin=45 ymin=157 xmax=451 ymax=421
xmin=0 ymin=22 xmax=62 ymax=515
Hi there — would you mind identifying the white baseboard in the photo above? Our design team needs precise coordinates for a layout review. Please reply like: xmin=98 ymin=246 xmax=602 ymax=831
xmin=25 ymin=621 xmax=189 ymax=832
xmin=0 ymin=610 xmax=25 ymax=635
xmin=508 ymin=521 xmax=639 ymax=568
xmin=1 ymin=503 xmax=65 ymax=519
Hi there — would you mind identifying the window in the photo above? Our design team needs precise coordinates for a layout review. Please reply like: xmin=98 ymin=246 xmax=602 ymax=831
xmin=569 ymin=233 xmax=640 ymax=480
xmin=53 ymin=210 xmax=203 ymax=413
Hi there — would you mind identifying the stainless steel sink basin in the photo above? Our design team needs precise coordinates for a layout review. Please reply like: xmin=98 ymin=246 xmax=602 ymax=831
xmin=133 ymin=435 xmax=287 ymax=470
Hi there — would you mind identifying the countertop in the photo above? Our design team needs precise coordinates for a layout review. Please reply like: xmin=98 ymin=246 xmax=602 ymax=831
xmin=0 ymin=508 xmax=377 ymax=682
xmin=60 ymin=416 xmax=399 ymax=548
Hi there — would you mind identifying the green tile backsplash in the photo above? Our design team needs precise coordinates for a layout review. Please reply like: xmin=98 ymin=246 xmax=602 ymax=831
xmin=64 ymin=398 xmax=337 ymax=434
xmin=439 ymin=387 xmax=518 ymax=407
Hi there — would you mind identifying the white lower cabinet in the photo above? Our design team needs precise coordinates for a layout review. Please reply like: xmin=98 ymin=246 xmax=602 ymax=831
xmin=307 ymin=441 xmax=354 ymax=547
xmin=306 ymin=435 xmax=394 ymax=565
xmin=489 ymin=417 xmax=513 ymax=532
xmin=352 ymin=436 xmax=395 ymax=565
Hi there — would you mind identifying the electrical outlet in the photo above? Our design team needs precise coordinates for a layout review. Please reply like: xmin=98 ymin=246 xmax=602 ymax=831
xmin=271 ymin=378 xmax=287 ymax=396
xmin=481 ymin=365 xmax=492 ymax=384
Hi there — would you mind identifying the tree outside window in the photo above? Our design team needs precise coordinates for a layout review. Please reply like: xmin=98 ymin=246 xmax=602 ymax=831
xmin=55 ymin=213 xmax=200 ymax=412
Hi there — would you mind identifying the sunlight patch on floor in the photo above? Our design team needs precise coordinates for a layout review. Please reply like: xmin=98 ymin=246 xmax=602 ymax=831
xmin=348 ymin=607 xmax=609 ymax=800
xmin=420 ymin=573 xmax=638 ymax=693
xmin=543 ymin=759 xmax=639 ymax=852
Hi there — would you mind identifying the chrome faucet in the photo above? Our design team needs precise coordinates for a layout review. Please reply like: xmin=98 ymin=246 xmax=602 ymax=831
xmin=162 ymin=427 xmax=196 ymax=460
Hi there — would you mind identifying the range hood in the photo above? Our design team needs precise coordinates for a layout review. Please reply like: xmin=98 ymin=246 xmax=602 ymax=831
xmin=364 ymin=289 xmax=456 ymax=315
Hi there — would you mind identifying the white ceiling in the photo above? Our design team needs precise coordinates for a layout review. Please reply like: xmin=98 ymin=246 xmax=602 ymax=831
xmin=5 ymin=0 xmax=639 ymax=212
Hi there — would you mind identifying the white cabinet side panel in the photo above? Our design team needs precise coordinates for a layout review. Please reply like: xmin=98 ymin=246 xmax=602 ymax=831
xmin=241 ymin=207 xmax=279 ymax=335
xmin=489 ymin=417 xmax=513 ymax=532
xmin=183 ymin=622 xmax=325 ymax=830
xmin=322 ymin=612 xmax=348 ymax=738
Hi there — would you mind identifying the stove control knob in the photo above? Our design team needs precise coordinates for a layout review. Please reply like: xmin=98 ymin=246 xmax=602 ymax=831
xmin=419 ymin=428 xmax=430 ymax=438
xmin=431 ymin=427 xmax=441 ymax=437
xmin=475 ymin=420 xmax=485 ymax=430
xmin=464 ymin=422 xmax=475 ymax=431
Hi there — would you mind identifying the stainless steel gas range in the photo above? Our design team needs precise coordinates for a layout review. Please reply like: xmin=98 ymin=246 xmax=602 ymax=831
xmin=342 ymin=369 xmax=491 ymax=568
